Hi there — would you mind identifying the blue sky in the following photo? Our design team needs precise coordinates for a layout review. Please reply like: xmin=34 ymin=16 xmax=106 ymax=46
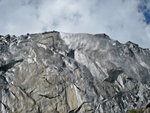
xmin=0 ymin=0 xmax=150 ymax=48
xmin=138 ymin=0 xmax=150 ymax=24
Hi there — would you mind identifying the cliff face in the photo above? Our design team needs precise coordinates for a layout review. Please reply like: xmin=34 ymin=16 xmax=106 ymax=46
xmin=0 ymin=31 xmax=150 ymax=113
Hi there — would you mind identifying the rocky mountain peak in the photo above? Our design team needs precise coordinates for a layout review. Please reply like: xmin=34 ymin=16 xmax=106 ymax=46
xmin=0 ymin=31 xmax=150 ymax=113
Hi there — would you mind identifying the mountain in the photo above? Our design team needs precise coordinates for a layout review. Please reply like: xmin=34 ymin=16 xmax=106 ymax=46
xmin=0 ymin=31 xmax=150 ymax=113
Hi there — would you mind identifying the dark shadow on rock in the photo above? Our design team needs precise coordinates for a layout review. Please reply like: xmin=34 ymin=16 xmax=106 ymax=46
xmin=0 ymin=59 xmax=23 ymax=74
xmin=105 ymin=68 xmax=123 ymax=83
xmin=67 ymin=49 xmax=75 ymax=59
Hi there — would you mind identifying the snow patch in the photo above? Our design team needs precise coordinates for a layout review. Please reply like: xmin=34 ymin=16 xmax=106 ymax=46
xmin=37 ymin=43 xmax=47 ymax=49
xmin=27 ymin=58 xmax=34 ymax=64
xmin=73 ymin=84 xmax=82 ymax=107
xmin=60 ymin=32 xmax=100 ymax=50
xmin=75 ymin=50 xmax=106 ymax=80
xmin=140 ymin=61 xmax=149 ymax=69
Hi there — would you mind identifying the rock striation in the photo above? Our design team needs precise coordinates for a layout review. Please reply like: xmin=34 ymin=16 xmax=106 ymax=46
xmin=0 ymin=31 xmax=150 ymax=113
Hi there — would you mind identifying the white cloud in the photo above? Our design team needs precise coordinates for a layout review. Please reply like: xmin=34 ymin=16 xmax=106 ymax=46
xmin=0 ymin=0 xmax=150 ymax=48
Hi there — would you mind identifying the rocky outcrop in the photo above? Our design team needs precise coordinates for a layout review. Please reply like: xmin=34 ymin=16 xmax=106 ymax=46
xmin=127 ymin=103 xmax=150 ymax=113
xmin=0 ymin=31 xmax=150 ymax=113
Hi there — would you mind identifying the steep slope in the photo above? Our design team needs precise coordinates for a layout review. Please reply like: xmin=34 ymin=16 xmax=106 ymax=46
xmin=0 ymin=31 xmax=150 ymax=113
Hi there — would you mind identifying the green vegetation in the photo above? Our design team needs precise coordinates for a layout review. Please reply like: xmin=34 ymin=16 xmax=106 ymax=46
xmin=127 ymin=109 xmax=137 ymax=113
xmin=127 ymin=108 xmax=146 ymax=113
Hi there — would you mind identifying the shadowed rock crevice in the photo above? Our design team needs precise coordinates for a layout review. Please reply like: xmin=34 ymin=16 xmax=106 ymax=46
xmin=105 ymin=68 xmax=123 ymax=83
xmin=67 ymin=49 xmax=75 ymax=59
xmin=0 ymin=59 xmax=23 ymax=73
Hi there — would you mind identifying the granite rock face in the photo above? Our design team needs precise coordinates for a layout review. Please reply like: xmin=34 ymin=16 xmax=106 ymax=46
xmin=0 ymin=31 xmax=150 ymax=113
